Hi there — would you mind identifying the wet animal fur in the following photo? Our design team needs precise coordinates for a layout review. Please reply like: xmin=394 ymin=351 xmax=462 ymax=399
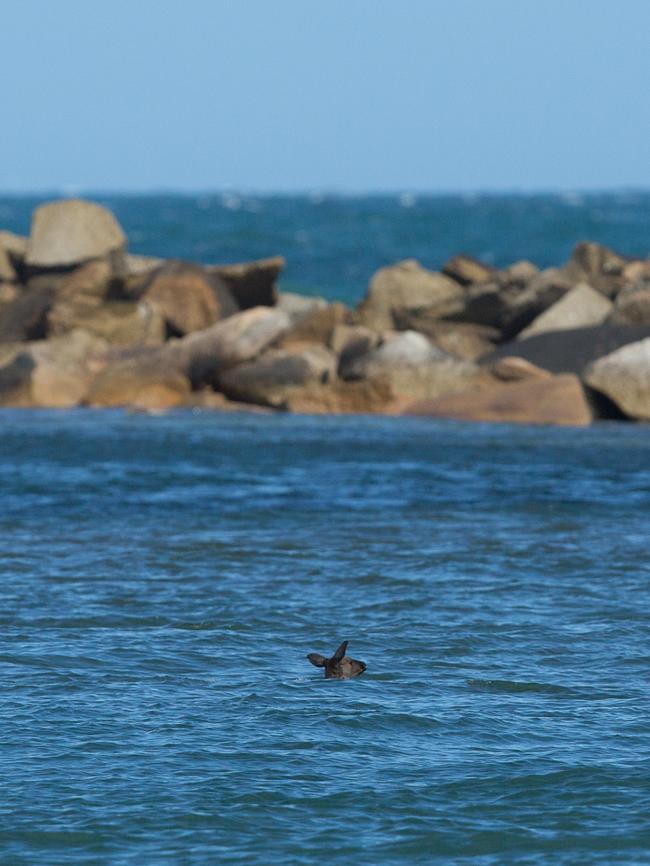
xmin=307 ymin=640 xmax=366 ymax=679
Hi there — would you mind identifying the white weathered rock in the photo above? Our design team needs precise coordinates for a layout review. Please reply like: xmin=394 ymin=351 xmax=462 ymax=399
xmin=518 ymin=283 xmax=612 ymax=339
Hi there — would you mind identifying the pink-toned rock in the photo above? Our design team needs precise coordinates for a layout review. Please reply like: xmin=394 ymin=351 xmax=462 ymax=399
xmin=404 ymin=374 xmax=592 ymax=426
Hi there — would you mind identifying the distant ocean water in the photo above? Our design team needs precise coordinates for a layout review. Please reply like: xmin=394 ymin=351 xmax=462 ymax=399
xmin=2 ymin=411 xmax=650 ymax=865
xmin=2 ymin=196 xmax=650 ymax=864
xmin=0 ymin=191 xmax=649 ymax=303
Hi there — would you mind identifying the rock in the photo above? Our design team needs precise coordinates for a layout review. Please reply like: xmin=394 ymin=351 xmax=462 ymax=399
xmin=208 ymin=256 xmax=285 ymax=309
xmin=284 ymin=378 xmax=395 ymax=415
xmin=276 ymin=292 xmax=327 ymax=322
xmin=46 ymin=259 xmax=114 ymax=333
xmin=610 ymin=267 xmax=650 ymax=325
xmin=0 ymin=283 xmax=57 ymax=342
xmin=500 ymin=260 xmax=540 ymax=283
xmin=0 ymin=283 xmax=19 ymax=305
xmin=486 ymin=323 xmax=650 ymax=375
xmin=218 ymin=345 xmax=338 ymax=408
xmin=342 ymin=330 xmax=488 ymax=404
xmin=563 ymin=242 xmax=629 ymax=298
xmin=85 ymin=358 xmax=191 ymax=410
xmin=26 ymin=199 xmax=127 ymax=270
xmin=107 ymin=306 xmax=292 ymax=391
xmin=279 ymin=302 xmax=350 ymax=349
xmin=391 ymin=310 xmax=499 ymax=360
xmin=53 ymin=300 xmax=165 ymax=346
xmin=447 ymin=267 xmax=570 ymax=338
xmin=491 ymin=356 xmax=552 ymax=381
xmin=181 ymin=388 xmax=276 ymax=413
xmin=584 ymin=338 xmax=650 ymax=420
xmin=442 ymin=254 xmax=494 ymax=286
xmin=405 ymin=374 xmax=592 ymax=427
xmin=0 ymin=230 xmax=28 ymax=263
xmin=356 ymin=259 xmax=465 ymax=331
xmin=0 ymin=330 xmax=107 ymax=407
xmin=0 ymin=246 xmax=16 ymax=282
xmin=330 ymin=324 xmax=381 ymax=372
xmin=143 ymin=261 xmax=238 ymax=336
xmin=517 ymin=283 xmax=613 ymax=339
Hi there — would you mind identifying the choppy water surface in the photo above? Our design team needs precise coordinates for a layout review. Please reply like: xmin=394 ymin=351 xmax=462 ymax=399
xmin=1 ymin=410 xmax=649 ymax=864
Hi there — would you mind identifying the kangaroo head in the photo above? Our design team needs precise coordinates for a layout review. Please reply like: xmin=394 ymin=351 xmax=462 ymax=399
xmin=307 ymin=640 xmax=366 ymax=679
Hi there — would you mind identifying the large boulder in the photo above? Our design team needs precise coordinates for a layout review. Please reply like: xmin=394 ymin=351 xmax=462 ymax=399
xmin=0 ymin=330 xmax=107 ymax=407
xmin=26 ymin=199 xmax=127 ymax=270
xmin=486 ymin=323 xmax=650 ymax=375
xmin=283 ymin=378 xmax=395 ymax=415
xmin=142 ymin=261 xmax=238 ymax=336
xmin=218 ymin=345 xmax=337 ymax=408
xmin=208 ymin=256 xmax=285 ymax=309
xmin=356 ymin=260 xmax=465 ymax=331
xmin=342 ymin=330 xmax=488 ymax=404
xmin=405 ymin=374 xmax=592 ymax=427
xmin=584 ymin=338 xmax=650 ymax=419
xmin=330 ymin=324 xmax=380 ymax=372
xmin=562 ymin=242 xmax=629 ymax=298
xmin=517 ymin=283 xmax=613 ymax=339
xmin=85 ymin=357 xmax=191 ymax=410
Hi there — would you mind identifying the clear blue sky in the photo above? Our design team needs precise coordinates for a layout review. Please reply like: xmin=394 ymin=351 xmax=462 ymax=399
xmin=3 ymin=0 xmax=649 ymax=192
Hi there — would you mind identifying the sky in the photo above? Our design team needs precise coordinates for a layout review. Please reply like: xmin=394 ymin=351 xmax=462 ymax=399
xmin=2 ymin=0 xmax=649 ymax=193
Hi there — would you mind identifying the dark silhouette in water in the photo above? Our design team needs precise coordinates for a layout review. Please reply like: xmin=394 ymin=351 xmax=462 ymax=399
xmin=307 ymin=640 xmax=366 ymax=679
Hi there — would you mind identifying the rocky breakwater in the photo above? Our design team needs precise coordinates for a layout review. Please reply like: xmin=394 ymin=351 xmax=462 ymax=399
xmin=1 ymin=198 xmax=649 ymax=426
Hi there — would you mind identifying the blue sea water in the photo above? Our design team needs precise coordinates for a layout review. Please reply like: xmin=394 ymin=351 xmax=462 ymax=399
xmin=0 ymin=191 xmax=649 ymax=303
xmin=1 ymin=410 xmax=650 ymax=865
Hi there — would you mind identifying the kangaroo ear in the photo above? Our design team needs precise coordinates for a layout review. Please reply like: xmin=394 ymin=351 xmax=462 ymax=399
xmin=307 ymin=653 xmax=327 ymax=667
xmin=333 ymin=641 xmax=348 ymax=662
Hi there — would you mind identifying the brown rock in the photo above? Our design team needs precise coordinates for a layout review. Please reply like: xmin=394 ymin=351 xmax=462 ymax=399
xmin=405 ymin=374 xmax=592 ymax=426
xmin=26 ymin=199 xmax=127 ymax=269
xmin=284 ymin=378 xmax=395 ymax=415
xmin=356 ymin=259 xmax=465 ymax=331
xmin=584 ymin=338 xmax=650 ymax=420
xmin=491 ymin=356 xmax=552 ymax=381
xmin=562 ymin=242 xmax=629 ymax=298
xmin=218 ymin=345 xmax=338 ymax=408
xmin=0 ymin=283 xmax=19 ymax=305
xmin=143 ymin=261 xmax=238 ymax=336
xmin=442 ymin=254 xmax=494 ymax=286
xmin=0 ymin=230 xmax=28 ymax=263
xmin=208 ymin=256 xmax=284 ymax=309
xmin=85 ymin=357 xmax=191 ymax=410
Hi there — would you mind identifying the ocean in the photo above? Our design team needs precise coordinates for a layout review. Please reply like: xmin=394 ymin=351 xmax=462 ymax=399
xmin=1 ymin=191 xmax=649 ymax=303
xmin=1 ymin=194 xmax=650 ymax=864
